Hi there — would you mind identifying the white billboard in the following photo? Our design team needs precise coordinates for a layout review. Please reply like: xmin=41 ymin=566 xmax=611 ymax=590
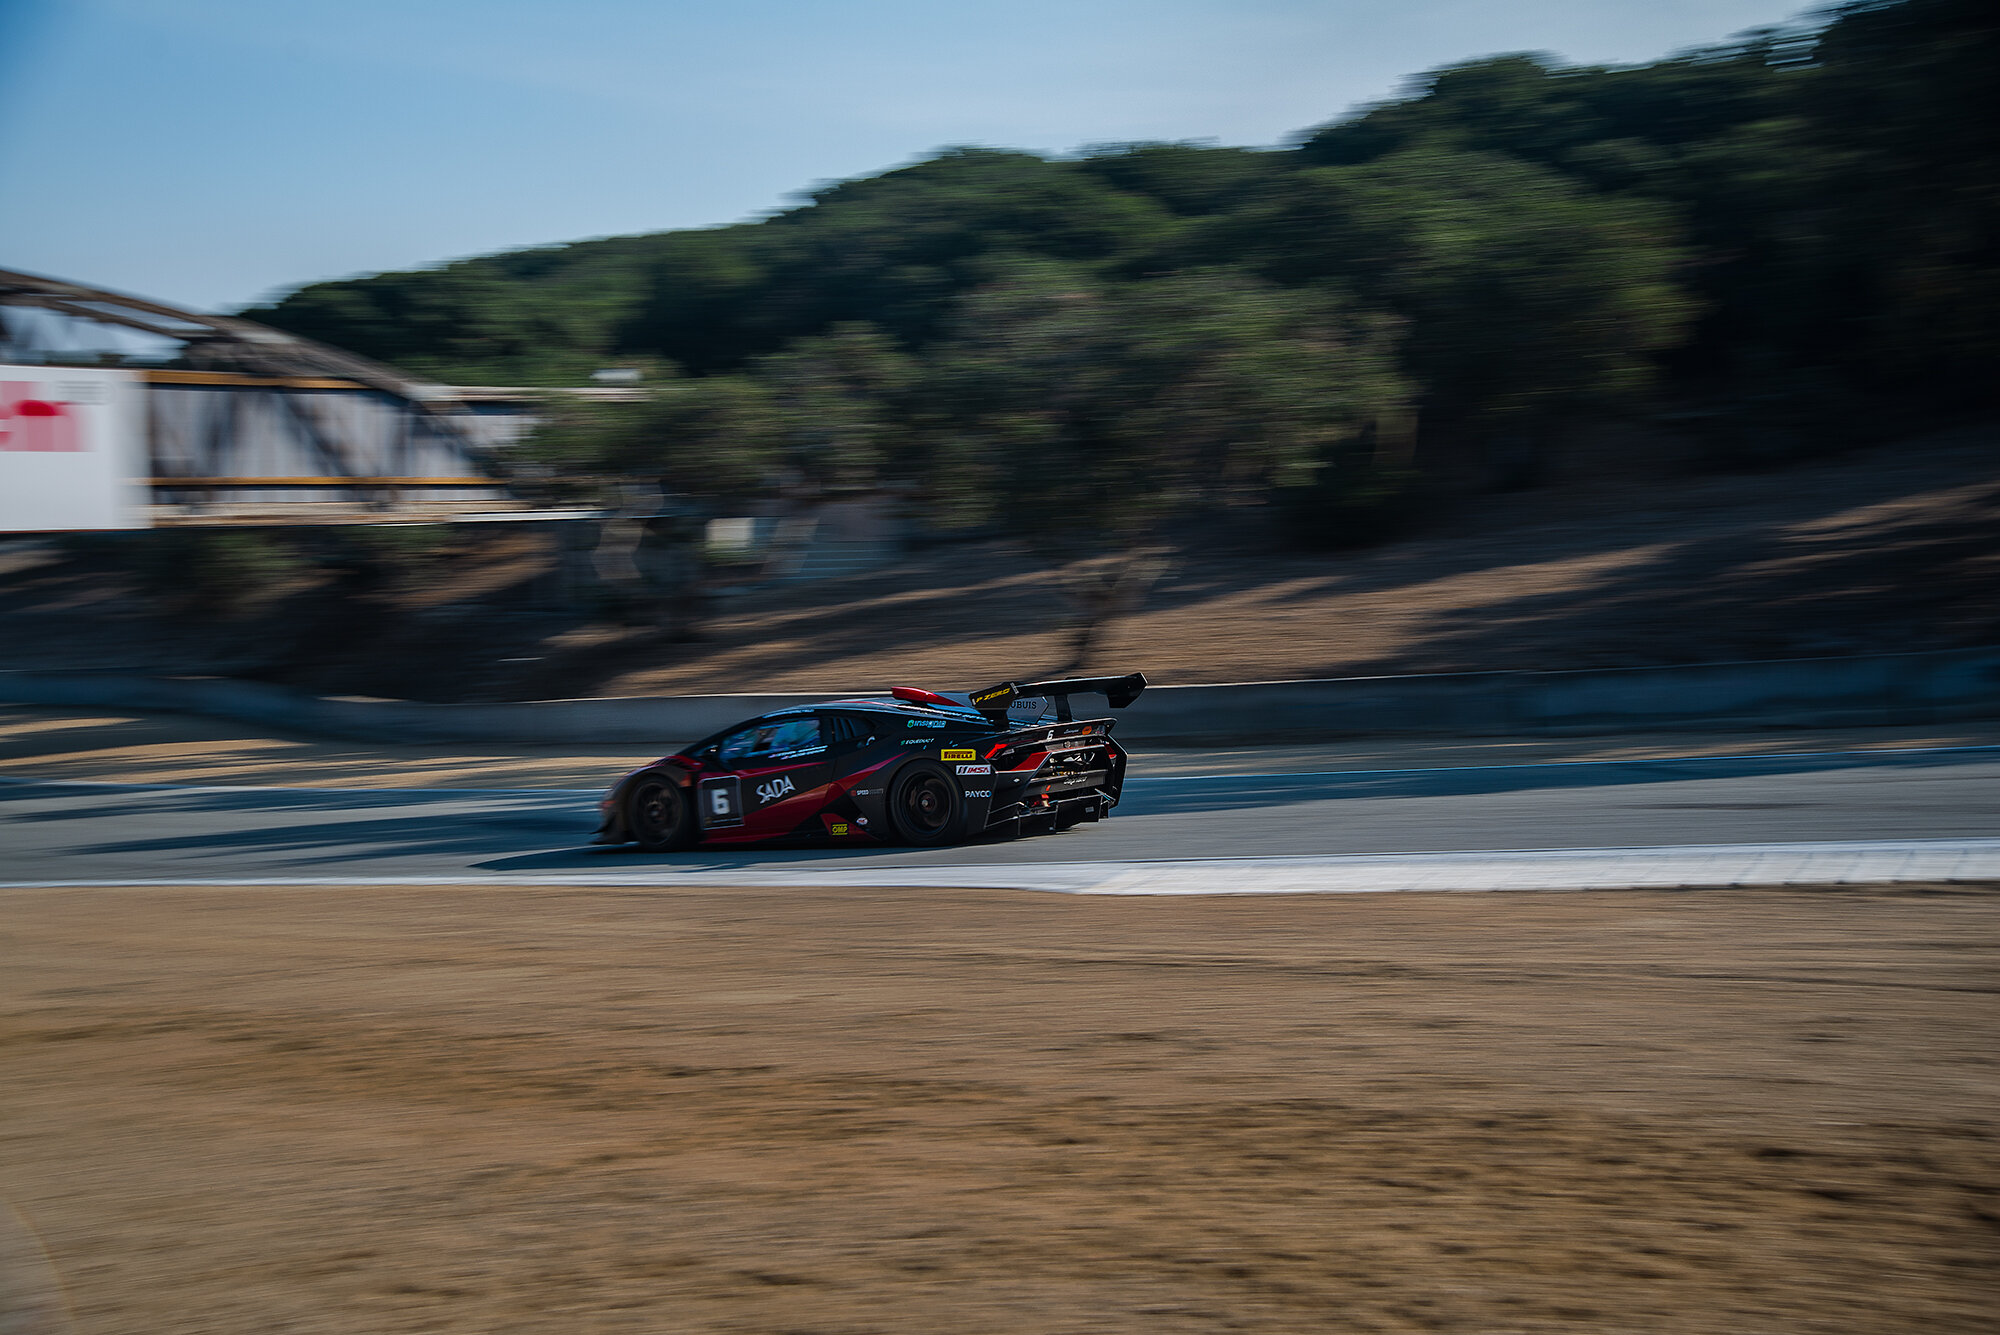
xmin=0 ymin=365 xmax=150 ymax=531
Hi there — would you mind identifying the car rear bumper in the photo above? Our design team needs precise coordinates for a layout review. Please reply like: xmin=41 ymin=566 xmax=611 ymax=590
xmin=979 ymin=766 xmax=1118 ymax=833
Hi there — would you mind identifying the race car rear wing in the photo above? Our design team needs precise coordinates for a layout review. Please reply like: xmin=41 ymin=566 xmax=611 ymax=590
xmin=969 ymin=671 xmax=1147 ymax=724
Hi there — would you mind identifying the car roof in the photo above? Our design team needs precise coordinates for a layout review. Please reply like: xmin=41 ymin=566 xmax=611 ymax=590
xmin=763 ymin=698 xmax=986 ymax=722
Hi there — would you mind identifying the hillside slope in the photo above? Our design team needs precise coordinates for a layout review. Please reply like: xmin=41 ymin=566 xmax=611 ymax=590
xmin=2 ymin=425 xmax=1992 ymax=701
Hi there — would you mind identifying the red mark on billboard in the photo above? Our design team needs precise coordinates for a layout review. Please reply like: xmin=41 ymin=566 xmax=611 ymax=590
xmin=0 ymin=383 xmax=83 ymax=452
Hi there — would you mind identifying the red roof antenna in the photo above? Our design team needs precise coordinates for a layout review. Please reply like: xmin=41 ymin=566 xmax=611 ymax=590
xmin=891 ymin=686 xmax=962 ymax=709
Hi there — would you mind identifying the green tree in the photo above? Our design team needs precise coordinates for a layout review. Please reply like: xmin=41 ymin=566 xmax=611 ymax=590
xmin=1805 ymin=0 xmax=2000 ymax=391
xmin=752 ymin=323 xmax=917 ymax=493
xmin=923 ymin=263 xmax=1409 ymax=665
xmin=258 ymin=0 xmax=1998 ymax=488
xmin=1202 ymin=149 xmax=1695 ymax=446
xmin=1074 ymin=141 xmax=1281 ymax=218
xmin=521 ymin=374 xmax=782 ymax=506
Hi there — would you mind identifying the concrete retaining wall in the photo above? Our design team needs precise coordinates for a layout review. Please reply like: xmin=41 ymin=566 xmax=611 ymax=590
xmin=0 ymin=674 xmax=824 ymax=748
xmin=1112 ymin=647 xmax=2000 ymax=743
xmin=4 ymin=647 xmax=1998 ymax=748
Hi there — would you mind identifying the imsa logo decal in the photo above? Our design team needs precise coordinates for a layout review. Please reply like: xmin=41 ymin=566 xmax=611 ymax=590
xmin=955 ymin=764 xmax=991 ymax=776
xmin=940 ymin=748 xmax=976 ymax=762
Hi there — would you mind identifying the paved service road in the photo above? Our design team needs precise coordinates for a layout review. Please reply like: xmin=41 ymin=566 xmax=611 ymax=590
xmin=4 ymin=745 xmax=1999 ymax=889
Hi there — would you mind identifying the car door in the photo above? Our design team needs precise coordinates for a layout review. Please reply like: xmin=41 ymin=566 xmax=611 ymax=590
xmin=824 ymin=710 xmax=887 ymax=784
xmin=709 ymin=714 xmax=834 ymax=840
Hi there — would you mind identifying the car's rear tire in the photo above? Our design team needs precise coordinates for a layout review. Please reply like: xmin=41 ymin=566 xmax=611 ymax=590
xmin=628 ymin=773 xmax=696 ymax=852
xmin=888 ymin=761 xmax=968 ymax=846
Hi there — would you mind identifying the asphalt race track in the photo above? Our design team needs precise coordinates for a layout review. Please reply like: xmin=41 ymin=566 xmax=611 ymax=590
xmin=5 ymin=743 xmax=2000 ymax=892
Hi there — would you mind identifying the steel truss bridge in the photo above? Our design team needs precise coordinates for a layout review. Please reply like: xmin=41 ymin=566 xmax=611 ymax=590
xmin=1 ymin=267 xmax=520 ymax=516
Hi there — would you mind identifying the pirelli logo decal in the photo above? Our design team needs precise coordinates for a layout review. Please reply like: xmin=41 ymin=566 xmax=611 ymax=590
xmin=940 ymin=748 xmax=976 ymax=762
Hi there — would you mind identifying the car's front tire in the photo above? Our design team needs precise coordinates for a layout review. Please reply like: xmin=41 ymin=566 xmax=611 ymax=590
xmin=887 ymin=760 xmax=969 ymax=846
xmin=628 ymin=773 xmax=696 ymax=852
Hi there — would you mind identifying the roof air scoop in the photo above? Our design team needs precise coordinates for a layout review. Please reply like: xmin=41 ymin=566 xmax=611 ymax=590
xmin=890 ymin=686 xmax=962 ymax=709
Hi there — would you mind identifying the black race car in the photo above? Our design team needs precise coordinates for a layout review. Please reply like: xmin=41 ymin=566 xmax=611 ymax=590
xmin=594 ymin=672 xmax=1147 ymax=851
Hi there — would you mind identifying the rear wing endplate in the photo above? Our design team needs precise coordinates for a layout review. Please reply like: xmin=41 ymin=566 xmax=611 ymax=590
xmin=969 ymin=671 xmax=1147 ymax=724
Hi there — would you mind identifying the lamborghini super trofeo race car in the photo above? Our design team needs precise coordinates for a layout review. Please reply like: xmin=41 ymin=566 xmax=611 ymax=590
xmin=594 ymin=672 xmax=1146 ymax=851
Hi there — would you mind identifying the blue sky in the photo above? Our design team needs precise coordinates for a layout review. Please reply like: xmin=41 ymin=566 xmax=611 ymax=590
xmin=0 ymin=0 xmax=1819 ymax=314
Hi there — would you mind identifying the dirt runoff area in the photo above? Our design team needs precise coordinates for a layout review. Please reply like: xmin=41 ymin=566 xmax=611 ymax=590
xmin=3 ymin=884 xmax=1997 ymax=1334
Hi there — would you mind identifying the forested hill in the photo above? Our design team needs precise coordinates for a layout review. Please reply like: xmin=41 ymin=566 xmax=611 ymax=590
xmin=247 ymin=0 xmax=1994 ymax=481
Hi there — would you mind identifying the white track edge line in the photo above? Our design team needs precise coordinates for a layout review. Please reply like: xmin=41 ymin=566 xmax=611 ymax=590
xmin=5 ymin=839 xmax=1998 ymax=894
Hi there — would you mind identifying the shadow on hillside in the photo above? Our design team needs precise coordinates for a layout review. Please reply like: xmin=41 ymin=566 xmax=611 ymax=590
xmin=1318 ymin=474 xmax=2000 ymax=678
xmin=2 ymin=430 xmax=1993 ymax=700
xmin=709 ymin=433 xmax=2000 ymax=690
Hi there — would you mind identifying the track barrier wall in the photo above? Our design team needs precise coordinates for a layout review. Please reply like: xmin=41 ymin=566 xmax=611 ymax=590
xmin=4 ymin=648 xmax=1998 ymax=748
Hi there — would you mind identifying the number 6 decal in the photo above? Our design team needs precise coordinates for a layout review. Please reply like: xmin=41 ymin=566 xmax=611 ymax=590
xmin=698 ymin=776 xmax=744 ymax=828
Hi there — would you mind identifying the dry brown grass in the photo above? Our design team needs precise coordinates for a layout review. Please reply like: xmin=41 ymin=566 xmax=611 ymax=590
xmin=591 ymin=425 xmax=2000 ymax=695
xmin=3 ymin=882 xmax=1997 ymax=1333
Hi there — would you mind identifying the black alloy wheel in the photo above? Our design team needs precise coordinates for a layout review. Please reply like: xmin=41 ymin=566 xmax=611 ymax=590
xmin=628 ymin=774 xmax=694 ymax=852
xmin=888 ymin=761 xmax=964 ymax=846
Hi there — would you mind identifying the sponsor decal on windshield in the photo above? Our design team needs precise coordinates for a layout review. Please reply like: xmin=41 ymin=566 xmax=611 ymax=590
xmin=755 ymin=775 xmax=796 ymax=805
xmin=940 ymin=748 xmax=975 ymax=762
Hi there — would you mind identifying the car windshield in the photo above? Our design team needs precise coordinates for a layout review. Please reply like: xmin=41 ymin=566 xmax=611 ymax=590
xmin=718 ymin=717 xmax=824 ymax=767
